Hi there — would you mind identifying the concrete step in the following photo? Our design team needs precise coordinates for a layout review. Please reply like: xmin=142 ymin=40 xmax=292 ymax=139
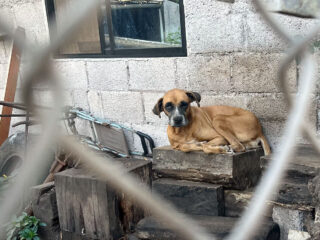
xmin=261 ymin=144 xmax=320 ymax=206
xmin=134 ymin=216 xmax=280 ymax=240
xmin=153 ymin=178 xmax=224 ymax=216
xmin=153 ymin=146 xmax=264 ymax=190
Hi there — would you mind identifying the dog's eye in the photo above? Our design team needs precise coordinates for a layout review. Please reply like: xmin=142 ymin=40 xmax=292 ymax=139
xmin=180 ymin=101 xmax=188 ymax=109
xmin=165 ymin=102 xmax=174 ymax=111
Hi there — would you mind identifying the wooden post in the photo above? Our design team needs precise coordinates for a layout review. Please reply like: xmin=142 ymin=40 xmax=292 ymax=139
xmin=0 ymin=27 xmax=25 ymax=145
xmin=55 ymin=158 xmax=152 ymax=239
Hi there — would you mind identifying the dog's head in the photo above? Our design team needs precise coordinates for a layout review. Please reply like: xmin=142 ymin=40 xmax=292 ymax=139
xmin=152 ymin=89 xmax=201 ymax=127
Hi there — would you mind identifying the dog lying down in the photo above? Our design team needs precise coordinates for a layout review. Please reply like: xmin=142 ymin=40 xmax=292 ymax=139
xmin=153 ymin=89 xmax=271 ymax=155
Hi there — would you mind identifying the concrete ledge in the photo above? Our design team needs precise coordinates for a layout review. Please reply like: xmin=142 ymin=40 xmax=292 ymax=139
xmin=153 ymin=146 xmax=264 ymax=190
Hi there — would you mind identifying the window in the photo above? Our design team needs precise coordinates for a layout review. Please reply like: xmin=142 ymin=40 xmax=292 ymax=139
xmin=45 ymin=0 xmax=187 ymax=58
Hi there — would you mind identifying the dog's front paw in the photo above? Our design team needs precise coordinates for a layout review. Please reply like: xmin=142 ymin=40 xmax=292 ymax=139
xmin=203 ymin=145 xmax=229 ymax=154
xmin=231 ymin=144 xmax=245 ymax=152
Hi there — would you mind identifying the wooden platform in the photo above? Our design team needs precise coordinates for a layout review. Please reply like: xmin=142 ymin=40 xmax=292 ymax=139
xmin=55 ymin=158 xmax=152 ymax=240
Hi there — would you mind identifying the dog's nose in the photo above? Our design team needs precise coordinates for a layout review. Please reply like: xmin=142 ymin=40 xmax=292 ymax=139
xmin=173 ymin=116 xmax=183 ymax=124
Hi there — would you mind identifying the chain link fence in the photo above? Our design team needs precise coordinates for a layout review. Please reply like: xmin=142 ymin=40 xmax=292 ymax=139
xmin=0 ymin=0 xmax=319 ymax=239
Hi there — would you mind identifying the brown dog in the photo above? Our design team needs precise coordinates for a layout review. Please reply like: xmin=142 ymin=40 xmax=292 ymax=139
xmin=153 ymin=89 xmax=271 ymax=155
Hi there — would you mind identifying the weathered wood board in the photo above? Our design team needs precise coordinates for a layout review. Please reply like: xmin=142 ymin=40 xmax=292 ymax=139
xmin=55 ymin=158 xmax=152 ymax=240
xmin=153 ymin=146 xmax=264 ymax=190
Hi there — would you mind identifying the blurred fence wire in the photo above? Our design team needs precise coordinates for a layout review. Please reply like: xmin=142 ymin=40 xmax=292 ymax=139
xmin=0 ymin=0 xmax=319 ymax=239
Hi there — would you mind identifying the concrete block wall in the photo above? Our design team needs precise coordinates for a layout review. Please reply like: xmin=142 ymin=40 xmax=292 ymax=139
xmin=1 ymin=0 xmax=320 ymax=152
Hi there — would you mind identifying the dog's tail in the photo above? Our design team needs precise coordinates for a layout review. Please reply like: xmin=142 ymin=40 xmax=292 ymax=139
xmin=259 ymin=135 xmax=271 ymax=156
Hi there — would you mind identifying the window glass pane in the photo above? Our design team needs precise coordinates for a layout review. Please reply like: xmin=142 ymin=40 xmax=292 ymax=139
xmin=54 ymin=0 xmax=101 ymax=54
xmin=109 ymin=0 xmax=182 ymax=49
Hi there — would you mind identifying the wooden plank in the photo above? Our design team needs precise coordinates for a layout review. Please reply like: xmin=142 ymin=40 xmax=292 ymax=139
xmin=0 ymin=27 xmax=25 ymax=146
xmin=55 ymin=158 xmax=152 ymax=239
xmin=94 ymin=123 xmax=129 ymax=156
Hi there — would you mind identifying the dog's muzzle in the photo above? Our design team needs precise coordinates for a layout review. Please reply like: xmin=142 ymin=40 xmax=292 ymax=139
xmin=168 ymin=108 xmax=188 ymax=127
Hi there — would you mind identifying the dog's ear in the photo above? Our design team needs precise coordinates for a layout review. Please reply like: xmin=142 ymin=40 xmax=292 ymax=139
xmin=152 ymin=98 xmax=163 ymax=118
xmin=186 ymin=91 xmax=201 ymax=107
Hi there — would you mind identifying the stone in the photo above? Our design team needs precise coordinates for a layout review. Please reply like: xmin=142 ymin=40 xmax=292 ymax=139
xmin=135 ymin=216 xmax=280 ymax=240
xmin=261 ymin=144 xmax=320 ymax=205
xmin=128 ymin=58 xmax=176 ymax=91
xmin=153 ymin=146 xmax=264 ymax=190
xmin=87 ymin=60 xmax=128 ymax=91
xmin=31 ymin=182 xmax=60 ymax=240
xmin=153 ymin=178 xmax=224 ymax=216
xmin=31 ymin=182 xmax=58 ymax=227
xmin=288 ymin=230 xmax=311 ymax=240
xmin=55 ymin=158 xmax=152 ymax=239
xmin=224 ymin=190 xmax=273 ymax=217
xmin=272 ymin=205 xmax=313 ymax=240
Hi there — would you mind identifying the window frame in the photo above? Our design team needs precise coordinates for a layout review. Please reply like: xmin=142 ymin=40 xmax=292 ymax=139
xmin=45 ymin=0 xmax=187 ymax=58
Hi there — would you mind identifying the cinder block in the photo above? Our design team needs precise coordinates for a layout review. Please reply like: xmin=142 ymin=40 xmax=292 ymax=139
xmin=246 ymin=94 xmax=288 ymax=120
xmin=153 ymin=178 xmax=224 ymax=216
xmin=263 ymin=0 xmax=320 ymax=18
xmin=13 ymin=1 xmax=49 ymax=45
xmin=186 ymin=13 xmax=245 ymax=53
xmin=200 ymin=94 xmax=248 ymax=109
xmin=128 ymin=58 xmax=176 ymax=91
xmin=131 ymin=123 xmax=169 ymax=152
xmin=176 ymin=55 xmax=232 ymax=92
xmin=53 ymin=60 xmax=88 ymax=90
xmin=231 ymin=0 xmax=257 ymax=14
xmin=0 ymin=63 xmax=8 ymax=88
xmin=0 ymin=7 xmax=16 ymax=35
xmin=101 ymin=91 xmax=144 ymax=124
xmin=87 ymin=60 xmax=128 ymax=91
xmin=184 ymin=0 xmax=232 ymax=19
xmin=153 ymin=146 xmax=264 ymax=189
xmin=0 ymin=42 xmax=6 ymax=63
xmin=246 ymin=13 xmax=319 ymax=51
xmin=87 ymin=90 xmax=104 ymax=118
xmin=142 ymin=92 xmax=167 ymax=125
xmin=72 ymin=90 xmax=89 ymax=110
xmin=272 ymin=205 xmax=313 ymax=240
xmin=232 ymin=53 xmax=297 ymax=93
